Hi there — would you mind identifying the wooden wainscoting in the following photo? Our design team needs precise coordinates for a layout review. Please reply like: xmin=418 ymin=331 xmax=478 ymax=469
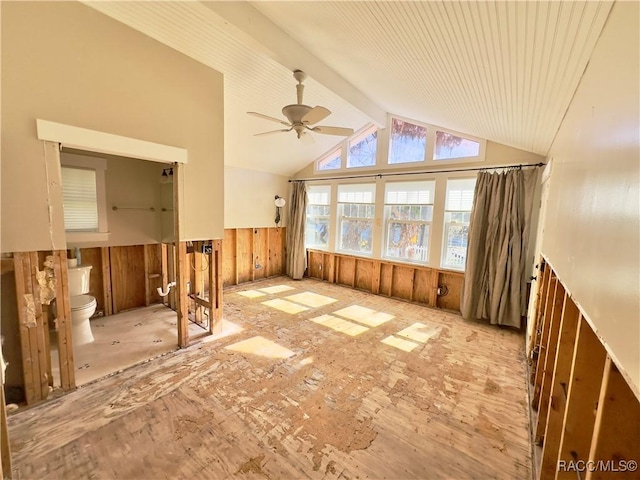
xmin=307 ymin=250 xmax=464 ymax=313
xmin=222 ymin=227 xmax=286 ymax=287
xmin=528 ymin=258 xmax=640 ymax=480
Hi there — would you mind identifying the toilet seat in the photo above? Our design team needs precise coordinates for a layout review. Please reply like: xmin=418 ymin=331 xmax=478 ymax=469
xmin=70 ymin=294 xmax=97 ymax=312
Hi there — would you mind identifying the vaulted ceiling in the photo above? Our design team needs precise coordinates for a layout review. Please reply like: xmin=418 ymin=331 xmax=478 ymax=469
xmin=83 ymin=1 xmax=614 ymax=176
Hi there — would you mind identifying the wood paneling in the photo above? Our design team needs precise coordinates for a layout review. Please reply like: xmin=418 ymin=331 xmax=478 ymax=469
xmin=379 ymin=263 xmax=393 ymax=296
xmin=253 ymin=228 xmax=268 ymax=281
xmin=336 ymin=256 xmax=356 ymax=287
xmin=412 ymin=269 xmax=431 ymax=305
xmin=354 ymin=259 xmax=373 ymax=292
xmin=436 ymin=271 xmax=464 ymax=311
xmin=100 ymin=248 xmax=113 ymax=315
xmin=390 ymin=264 xmax=414 ymax=301
xmin=535 ymin=282 xmax=566 ymax=441
xmin=235 ymin=228 xmax=253 ymax=284
xmin=538 ymin=296 xmax=579 ymax=480
xmin=13 ymin=252 xmax=48 ymax=404
xmin=586 ymin=359 xmax=640 ymax=480
xmin=222 ymin=227 xmax=287 ymax=288
xmin=52 ymin=251 xmax=75 ymax=391
xmin=529 ymin=258 xmax=639 ymax=480
xmin=176 ymin=241 xmax=188 ymax=348
xmin=0 ymin=365 xmax=10 ymax=477
xmin=222 ymin=229 xmax=237 ymax=287
xmin=306 ymin=250 xmax=465 ymax=313
xmin=268 ymin=227 xmax=285 ymax=277
xmin=110 ymin=246 xmax=146 ymax=313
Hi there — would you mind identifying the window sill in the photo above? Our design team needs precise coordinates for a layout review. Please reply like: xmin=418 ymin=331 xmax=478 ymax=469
xmin=66 ymin=232 xmax=110 ymax=243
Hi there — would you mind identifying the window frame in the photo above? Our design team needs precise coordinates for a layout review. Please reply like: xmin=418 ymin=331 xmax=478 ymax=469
xmin=60 ymin=153 xmax=109 ymax=243
xmin=346 ymin=124 xmax=378 ymax=169
xmin=441 ymin=177 xmax=477 ymax=271
xmin=315 ymin=147 xmax=343 ymax=173
xmin=305 ymin=185 xmax=332 ymax=250
xmin=387 ymin=115 xmax=429 ymax=166
xmin=383 ymin=180 xmax=435 ymax=265
xmin=380 ymin=115 xmax=487 ymax=169
xmin=336 ymin=183 xmax=376 ymax=257
xmin=431 ymin=127 xmax=485 ymax=164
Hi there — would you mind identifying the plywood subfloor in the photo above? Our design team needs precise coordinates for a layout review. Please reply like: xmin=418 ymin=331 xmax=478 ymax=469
xmin=51 ymin=304 xmax=208 ymax=387
xmin=9 ymin=277 xmax=531 ymax=479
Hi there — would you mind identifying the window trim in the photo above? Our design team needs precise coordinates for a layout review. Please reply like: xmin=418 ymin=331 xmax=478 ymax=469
xmin=336 ymin=183 xmax=376 ymax=257
xmin=382 ymin=179 xmax=436 ymax=265
xmin=60 ymin=153 xmax=109 ymax=243
xmin=386 ymin=115 xmax=429 ymax=167
xmin=431 ymin=127 xmax=486 ymax=164
xmin=305 ymin=184 xmax=332 ymax=250
xmin=440 ymin=177 xmax=476 ymax=271
xmin=314 ymin=147 xmax=343 ymax=173
xmin=346 ymin=124 xmax=379 ymax=169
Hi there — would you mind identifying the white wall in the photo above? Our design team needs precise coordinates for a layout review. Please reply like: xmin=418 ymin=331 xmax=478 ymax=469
xmin=1 ymin=1 xmax=224 ymax=253
xmin=224 ymin=166 xmax=291 ymax=228
xmin=541 ymin=2 xmax=639 ymax=395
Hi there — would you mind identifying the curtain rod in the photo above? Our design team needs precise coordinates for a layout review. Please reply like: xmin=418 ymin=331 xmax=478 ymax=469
xmin=289 ymin=162 xmax=545 ymax=183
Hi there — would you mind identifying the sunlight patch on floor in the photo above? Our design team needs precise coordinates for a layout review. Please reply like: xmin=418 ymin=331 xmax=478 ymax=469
xmin=395 ymin=323 xmax=440 ymax=343
xmin=333 ymin=305 xmax=394 ymax=327
xmin=310 ymin=314 xmax=369 ymax=336
xmin=237 ymin=290 xmax=267 ymax=299
xmin=381 ymin=335 xmax=420 ymax=352
xmin=224 ymin=335 xmax=295 ymax=359
xmin=197 ymin=319 xmax=244 ymax=343
xmin=262 ymin=298 xmax=310 ymax=314
xmin=258 ymin=285 xmax=295 ymax=294
xmin=285 ymin=291 xmax=338 ymax=308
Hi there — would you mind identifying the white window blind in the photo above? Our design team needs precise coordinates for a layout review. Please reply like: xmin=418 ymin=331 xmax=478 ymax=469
xmin=307 ymin=185 xmax=331 ymax=205
xmin=337 ymin=183 xmax=376 ymax=203
xmin=385 ymin=181 xmax=435 ymax=205
xmin=446 ymin=178 xmax=476 ymax=210
xmin=61 ymin=166 xmax=99 ymax=231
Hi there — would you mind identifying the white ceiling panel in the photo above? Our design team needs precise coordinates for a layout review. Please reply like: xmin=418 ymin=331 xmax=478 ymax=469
xmin=251 ymin=1 xmax=613 ymax=156
xmin=83 ymin=0 xmax=614 ymax=173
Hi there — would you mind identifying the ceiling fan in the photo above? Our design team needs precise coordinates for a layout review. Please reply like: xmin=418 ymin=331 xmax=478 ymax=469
xmin=248 ymin=70 xmax=355 ymax=140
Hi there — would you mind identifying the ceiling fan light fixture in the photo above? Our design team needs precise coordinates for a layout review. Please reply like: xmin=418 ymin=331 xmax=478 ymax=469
xmin=248 ymin=70 xmax=353 ymax=141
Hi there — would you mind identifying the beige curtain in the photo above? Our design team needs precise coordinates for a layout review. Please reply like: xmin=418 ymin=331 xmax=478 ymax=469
xmin=286 ymin=181 xmax=308 ymax=280
xmin=461 ymin=168 xmax=537 ymax=328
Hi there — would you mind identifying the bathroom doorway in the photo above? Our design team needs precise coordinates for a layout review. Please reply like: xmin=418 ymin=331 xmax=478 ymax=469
xmin=55 ymin=148 xmax=183 ymax=387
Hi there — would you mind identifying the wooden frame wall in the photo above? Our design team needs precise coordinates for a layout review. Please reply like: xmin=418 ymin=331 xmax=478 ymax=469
xmin=306 ymin=249 xmax=464 ymax=312
xmin=11 ymin=251 xmax=76 ymax=406
xmin=529 ymin=258 xmax=640 ymax=480
xmin=186 ymin=240 xmax=223 ymax=340
xmin=222 ymin=227 xmax=286 ymax=287
xmin=1 ymin=365 xmax=11 ymax=478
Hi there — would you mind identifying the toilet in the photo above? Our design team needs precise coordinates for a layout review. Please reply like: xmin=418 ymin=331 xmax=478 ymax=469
xmin=67 ymin=264 xmax=97 ymax=345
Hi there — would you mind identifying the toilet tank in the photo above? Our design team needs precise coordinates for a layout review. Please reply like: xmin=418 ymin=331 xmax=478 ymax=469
xmin=67 ymin=265 xmax=92 ymax=296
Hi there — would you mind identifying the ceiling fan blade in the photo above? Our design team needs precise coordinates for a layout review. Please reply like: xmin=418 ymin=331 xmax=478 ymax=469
xmin=311 ymin=126 xmax=355 ymax=136
xmin=302 ymin=106 xmax=331 ymax=125
xmin=254 ymin=128 xmax=291 ymax=137
xmin=247 ymin=111 xmax=290 ymax=126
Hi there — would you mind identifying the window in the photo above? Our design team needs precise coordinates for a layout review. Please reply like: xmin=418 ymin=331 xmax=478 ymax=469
xmin=337 ymin=184 xmax=375 ymax=255
xmin=434 ymin=131 xmax=481 ymax=160
xmin=384 ymin=181 xmax=434 ymax=263
xmin=441 ymin=178 xmax=476 ymax=270
xmin=305 ymin=185 xmax=331 ymax=249
xmin=317 ymin=148 xmax=341 ymax=171
xmin=61 ymin=166 xmax=99 ymax=231
xmin=388 ymin=118 xmax=427 ymax=164
xmin=60 ymin=153 xmax=108 ymax=242
xmin=347 ymin=126 xmax=377 ymax=168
